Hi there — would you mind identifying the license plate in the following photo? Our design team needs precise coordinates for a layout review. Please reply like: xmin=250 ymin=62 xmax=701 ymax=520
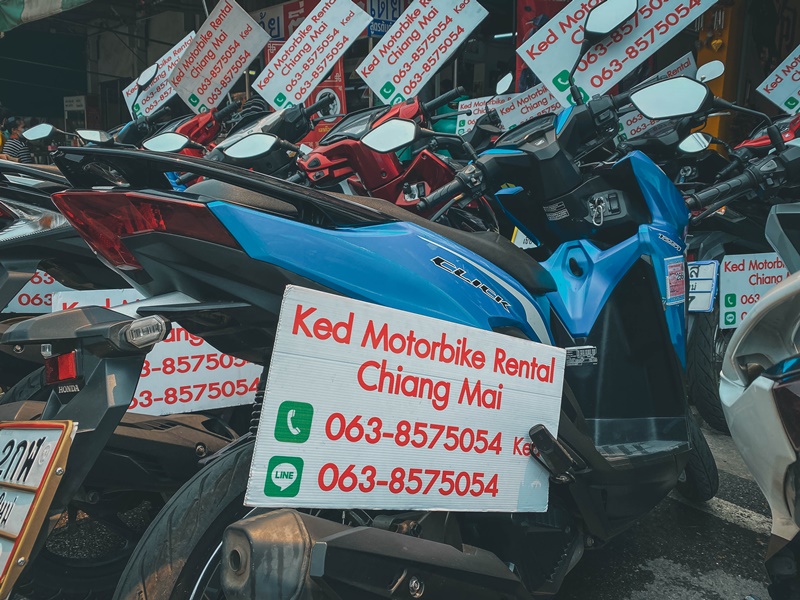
xmin=0 ymin=421 xmax=73 ymax=598
xmin=688 ymin=260 xmax=718 ymax=313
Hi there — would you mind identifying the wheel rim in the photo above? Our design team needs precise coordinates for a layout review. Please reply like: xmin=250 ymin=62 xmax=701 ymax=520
xmin=189 ymin=543 xmax=225 ymax=600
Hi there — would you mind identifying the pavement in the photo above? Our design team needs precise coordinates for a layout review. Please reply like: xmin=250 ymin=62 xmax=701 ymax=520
xmin=556 ymin=423 xmax=772 ymax=599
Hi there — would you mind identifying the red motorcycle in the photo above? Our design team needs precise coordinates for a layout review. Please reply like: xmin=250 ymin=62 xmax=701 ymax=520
xmin=297 ymin=88 xmax=471 ymax=209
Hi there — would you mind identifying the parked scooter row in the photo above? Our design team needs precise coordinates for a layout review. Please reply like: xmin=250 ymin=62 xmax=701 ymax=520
xmin=0 ymin=0 xmax=759 ymax=598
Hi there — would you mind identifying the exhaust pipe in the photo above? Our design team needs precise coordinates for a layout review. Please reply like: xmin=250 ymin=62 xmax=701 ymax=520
xmin=221 ymin=509 xmax=531 ymax=600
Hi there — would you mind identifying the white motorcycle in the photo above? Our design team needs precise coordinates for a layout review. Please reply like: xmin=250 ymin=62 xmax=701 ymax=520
xmin=721 ymin=198 xmax=800 ymax=599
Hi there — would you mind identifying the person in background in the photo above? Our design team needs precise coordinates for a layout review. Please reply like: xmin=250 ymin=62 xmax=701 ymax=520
xmin=2 ymin=117 xmax=33 ymax=163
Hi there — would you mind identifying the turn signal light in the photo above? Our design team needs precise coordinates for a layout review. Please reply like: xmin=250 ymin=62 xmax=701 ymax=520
xmin=44 ymin=351 xmax=78 ymax=385
xmin=124 ymin=316 xmax=170 ymax=348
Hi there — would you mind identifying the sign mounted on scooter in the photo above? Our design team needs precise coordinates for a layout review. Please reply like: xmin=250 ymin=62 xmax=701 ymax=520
xmin=517 ymin=0 xmax=715 ymax=107
xmin=357 ymin=0 xmax=487 ymax=104
xmin=252 ymin=0 xmax=372 ymax=109
xmin=757 ymin=42 xmax=800 ymax=115
xmin=246 ymin=286 xmax=565 ymax=512
xmin=456 ymin=93 xmax=514 ymax=134
xmin=718 ymin=253 xmax=791 ymax=329
xmin=170 ymin=0 xmax=270 ymax=114
xmin=495 ymin=83 xmax=562 ymax=130
xmin=123 ymin=32 xmax=195 ymax=119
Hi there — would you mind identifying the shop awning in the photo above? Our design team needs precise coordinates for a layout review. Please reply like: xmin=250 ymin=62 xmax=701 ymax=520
xmin=0 ymin=0 xmax=93 ymax=32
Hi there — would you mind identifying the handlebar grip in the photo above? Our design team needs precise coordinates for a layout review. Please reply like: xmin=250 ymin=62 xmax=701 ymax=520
xmin=686 ymin=171 xmax=758 ymax=211
xmin=424 ymin=86 xmax=467 ymax=114
xmin=146 ymin=105 xmax=171 ymax=124
xmin=417 ymin=177 xmax=467 ymax=212
xmin=176 ymin=172 xmax=197 ymax=186
xmin=215 ymin=100 xmax=242 ymax=122
xmin=304 ymin=92 xmax=337 ymax=117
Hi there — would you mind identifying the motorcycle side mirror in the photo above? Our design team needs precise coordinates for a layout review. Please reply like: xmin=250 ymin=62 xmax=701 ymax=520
xmin=137 ymin=64 xmax=159 ymax=89
xmin=566 ymin=0 xmax=638 ymax=105
xmin=23 ymin=123 xmax=57 ymax=142
xmin=630 ymin=77 xmax=712 ymax=120
xmin=584 ymin=0 xmax=638 ymax=39
xmin=678 ymin=132 xmax=712 ymax=154
xmin=76 ymin=129 xmax=113 ymax=144
xmin=361 ymin=119 xmax=418 ymax=153
xmin=223 ymin=133 xmax=279 ymax=159
xmin=142 ymin=132 xmax=191 ymax=153
xmin=495 ymin=73 xmax=513 ymax=96
xmin=696 ymin=60 xmax=725 ymax=83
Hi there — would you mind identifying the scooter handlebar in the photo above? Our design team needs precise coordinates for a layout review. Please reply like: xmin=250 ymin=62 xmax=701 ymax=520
xmin=215 ymin=100 xmax=242 ymax=122
xmin=685 ymin=171 xmax=759 ymax=211
xmin=424 ymin=87 xmax=467 ymax=115
xmin=416 ymin=177 xmax=468 ymax=212
xmin=304 ymin=92 xmax=337 ymax=118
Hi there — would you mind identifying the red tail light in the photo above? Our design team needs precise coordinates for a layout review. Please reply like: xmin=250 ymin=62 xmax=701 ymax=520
xmin=52 ymin=191 xmax=240 ymax=271
xmin=44 ymin=351 xmax=78 ymax=385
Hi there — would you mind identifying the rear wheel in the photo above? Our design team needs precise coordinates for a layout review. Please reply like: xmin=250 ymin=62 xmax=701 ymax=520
xmin=113 ymin=440 xmax=255 ymax=600
xmin=676 ymin=414 xmax=719 ymax=502
xmin=687 ymin=305 xmax=732 ymax=434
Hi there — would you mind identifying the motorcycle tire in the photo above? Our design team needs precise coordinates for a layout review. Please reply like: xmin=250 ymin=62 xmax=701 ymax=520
xmin=0 ymin=366 xmax=46 ymax=404
xmin=113 ymin=439 xmax=254 ymax=600
xmin=676 ymin=414 xmax=719 ymax=502
xmin=687 ymin=305 xmax=731 ymax=434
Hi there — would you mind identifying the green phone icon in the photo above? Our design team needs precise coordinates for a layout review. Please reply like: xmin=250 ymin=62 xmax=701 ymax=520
xmin=264 ymin=456 xmax=304 ymax=497
xmin=274 ymin=92 xmax=287 ymax=107
xmin=391 ymin=94 xmax=405 ymax=105
xmin=188 ymin=94 xmax=200 ymax=107
xmin=198 ymin=104 xmax=208 ymax=113
xmin=724 ymin=293 xmax=736 ymax=308
xmin=567 ymin=87 xmax=590 ymax=106
xmin=380 ymin=81 xmax=396 ymax=99
xmin=275 ymin=401 xmax=313 ymax=443
xmin=786 ymin=97 xmax=799 ymax=110
xmin=552 ymin=70 xmax=571 ymax=92
xmin=724 ymin=312 xmax=736 ymax=326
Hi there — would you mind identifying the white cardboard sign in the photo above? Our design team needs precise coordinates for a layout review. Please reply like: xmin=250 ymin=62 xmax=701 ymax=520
xmin=757 ymin=43 xmax=800 ymax=114
xmin=170 ymin=0 xmax=270 ymax=114
xmin=123 ymin=33 xmax=195 ymax=119
xmin=246 ymin=286 xmax=564 ymax=511
xmin=496 ymin=83 xmax=563 ymax=130
xmin=618 ymin=52 xmax=697 ymax=141
xmin=2 ymin=271 xmax=72 ymax=314
xmin=718 ymin=253 xmax=790 ymax=329
xmin=517 ymin=0 xmax=715 ymax=107
xmin=253 ymin=0 xmax=372 ymax=109
xmin=455 ymin=94 xmax=514 ymax=135
xmin=357 ymin=0 xmax=487 ymax=104
xmin=52 ymin=290 xmax=262 ymax=416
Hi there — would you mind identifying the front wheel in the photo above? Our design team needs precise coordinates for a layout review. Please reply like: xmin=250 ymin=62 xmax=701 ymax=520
xmin=687 ymin=305 xmax=733 ymax=434
xmin=113 ymin=440 xmax=254 ymax=600
xmin=676 ymin=414 xmax=719 ymax=502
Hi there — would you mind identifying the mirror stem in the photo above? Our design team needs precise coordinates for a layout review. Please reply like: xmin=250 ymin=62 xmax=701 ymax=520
xmin=713 ymin=98 xmax=785 ymax=151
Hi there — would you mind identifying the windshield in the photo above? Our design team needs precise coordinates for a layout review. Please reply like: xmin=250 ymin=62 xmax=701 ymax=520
xmin=319 ymin=105 xmax=390 ymax=145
